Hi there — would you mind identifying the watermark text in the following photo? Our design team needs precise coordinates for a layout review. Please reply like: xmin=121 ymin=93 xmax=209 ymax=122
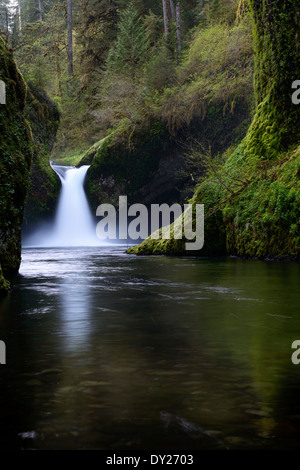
xmin=0 ymin=340 xmax=6 ymax=364
xmin=96 ymin=196 xmax=204 ymax=251
xmin=0 ymin=80 xmax=6 ymax=105
xmin=292 ymin=80 xmax=300 ymax=105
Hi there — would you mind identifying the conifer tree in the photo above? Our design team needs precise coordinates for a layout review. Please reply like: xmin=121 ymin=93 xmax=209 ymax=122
xmin=107 ymin=2 xmax=149 ymax=79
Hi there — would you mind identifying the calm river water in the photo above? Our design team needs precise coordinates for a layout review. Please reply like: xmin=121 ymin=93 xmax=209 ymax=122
xmin=0 ymin=246 xmax=300 ymax=450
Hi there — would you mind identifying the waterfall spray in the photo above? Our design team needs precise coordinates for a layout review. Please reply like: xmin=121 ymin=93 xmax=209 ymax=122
xmin=23 ymin=165 xmax=102 ymax=247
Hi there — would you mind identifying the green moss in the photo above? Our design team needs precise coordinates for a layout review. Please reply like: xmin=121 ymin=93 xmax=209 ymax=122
xmin=128 ymin=179 xmax=227 ymax=256
xmin=245 ymin=0 xmax=300 ymax=158
xmin=0 ymin=37 xmax=33 ymax=283
xmin=223 ymin=144 xmax=300 ymax=260
xmin=84 ymin=118 xmax=167 ymax=210
xmin=0 ymin=263 xmax=10 ymax=296
xmin=23 ymin=84 xmax=61 ymax=227
xmin=78 ymin=137 xmax=110 ymax=167
xmin=52 ymin=149 xmax=86 ymax=167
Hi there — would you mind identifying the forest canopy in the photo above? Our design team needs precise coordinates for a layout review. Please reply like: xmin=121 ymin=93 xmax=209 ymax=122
xmin=0 ymin=0 xmax=247 ymax=158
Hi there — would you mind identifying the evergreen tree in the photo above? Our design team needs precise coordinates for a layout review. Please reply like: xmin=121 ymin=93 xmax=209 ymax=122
xmin=107 ymin=2 xmax=149 ymax=79
xmin=0 ymin=0 xmax=10 ymax=33
xmin=75 ymin=0 xmax=118 ymax=86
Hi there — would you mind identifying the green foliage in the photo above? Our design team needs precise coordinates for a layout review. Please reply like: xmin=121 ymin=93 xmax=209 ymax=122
xmin=15 ymin=1 xmax=69 ymax=98
xmin=143 ymin=43 xmax=176 ymax=93
xmin=74 ymin=0 xmax=118 ymax=87
xmin=157 ymin=16 xmax=254 ymax=134
xmin=53 ymin=149 xmax=86 ymax=167
xmin=204 ymin=0 xmax=240 ymax=26
xmin=107 ymin=2 xmax=150 ymax=79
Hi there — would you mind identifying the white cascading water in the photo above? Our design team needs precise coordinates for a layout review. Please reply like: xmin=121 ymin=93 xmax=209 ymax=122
xmin=24 ymin=165 xmax=103 ymax=247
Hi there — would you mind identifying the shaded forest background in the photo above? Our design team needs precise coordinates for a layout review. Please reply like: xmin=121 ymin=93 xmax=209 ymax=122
xmin=0 ymin=0 xmax=254 ymax=163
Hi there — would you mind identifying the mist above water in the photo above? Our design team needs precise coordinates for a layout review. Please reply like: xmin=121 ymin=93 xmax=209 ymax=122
xmin=23 ymin=165 xmax=104 ymax=247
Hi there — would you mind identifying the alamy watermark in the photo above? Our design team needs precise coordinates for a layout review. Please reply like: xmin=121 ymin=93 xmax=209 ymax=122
xmin=0 ymin=80 xmax=6 ymax=105
xmin=96 ymin=196 xmax=204 ymax=251
xmin=292 ymin=80 xmax=300 ymax=105
xmin=291 ymin=340 xmax=300 ymax=365
xmin=0 ymin=340 xmax=6 ymax=364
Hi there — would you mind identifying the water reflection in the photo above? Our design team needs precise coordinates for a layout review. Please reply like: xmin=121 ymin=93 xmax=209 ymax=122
xmin=58 ymin=278 xmax=93 ymax=352
xmin=0 ymin=247 xmax=300 ymax=449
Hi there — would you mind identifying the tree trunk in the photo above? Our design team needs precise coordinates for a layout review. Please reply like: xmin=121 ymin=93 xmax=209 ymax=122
xmin=55 ymin=52 xmax=63 ymax=97
xmin=176 ymin=3 xmax=181 ymax=54
xmin=247 ymin=0 xmax=300 ymax=155
xmin=17 ymin=1 xmax=22 ymax=38
xmin=38 ymin=0 xmax=44 ymax=21
xmin=169 ymin=0 xmax=175 ymax=21
xmin=5 ymin=6 xmax=9 ymax=31
xmin=52 ymin=30 xmax=63 ymax=96
xmin=67 ymin=0 xmax=73 ymax=76
xmin=162 ymin=0 xmax=169 ymax=38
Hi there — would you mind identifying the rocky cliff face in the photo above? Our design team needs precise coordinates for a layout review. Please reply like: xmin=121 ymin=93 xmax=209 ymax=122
xmin=81 ymin=119 xmax=189 ymax=210
xmin=23 ymin=84 xmax=60 ymax=233
xmin=0 ymin=36 xmax=33 ymax=294
xmin=0 ymin=40 xmax=60 ymax=295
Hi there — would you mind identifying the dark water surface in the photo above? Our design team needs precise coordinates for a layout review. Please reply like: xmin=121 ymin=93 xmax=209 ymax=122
xmin=0 ymin=246 xmax=300 ymax=450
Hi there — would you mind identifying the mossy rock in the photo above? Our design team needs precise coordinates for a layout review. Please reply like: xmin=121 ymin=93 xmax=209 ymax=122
xmin=78 ymin=139 xmax=106 ymax=166
xmin=0 ymin=263 xmax=10 ymax=296
xmin=82 ymin=118 xmax=169 ymax=210
xmin=23 ymin=84 xmax=61 ymax=228
xmin=127 ymin=180 xmax=227 ymax=257
xmin=223 ymin=144 xmax=300 ymax=260
xmin=0 ymin=37 xmax=33 ymax=284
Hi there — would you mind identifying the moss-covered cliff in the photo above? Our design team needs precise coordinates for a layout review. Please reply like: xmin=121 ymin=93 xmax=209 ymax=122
xmin=82 ymin=118 xmax=170 ymax=210
xmin=129 ymin=0 xmax=300 ymax=260
xmin=22 ymin=84 xmax=60 ymax=231
xmin=0 ymin=37 xmax=33 ymax=294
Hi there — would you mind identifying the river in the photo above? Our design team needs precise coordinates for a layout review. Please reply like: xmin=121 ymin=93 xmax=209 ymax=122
xmin=0 ymin=246 xmax=300 ymax=450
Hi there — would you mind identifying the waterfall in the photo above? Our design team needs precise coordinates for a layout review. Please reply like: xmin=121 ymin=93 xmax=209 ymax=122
xmin=23 ymin=165 xmax=103 ymax=247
